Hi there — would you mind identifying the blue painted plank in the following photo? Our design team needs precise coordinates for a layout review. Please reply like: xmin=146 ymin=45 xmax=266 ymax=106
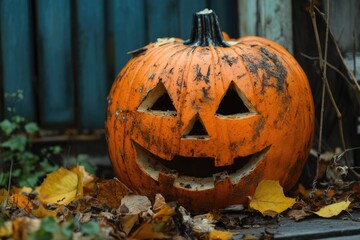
xmin=179 ymin=0 xmax=207 ymax=39
xmin=209 ymin=0 xmax=239 ymax=37
xmin=108 ymin=0 xmax=146 ymax=75
xmin=75 ymin=0 xmax=107 ymax=129
xmin=0 ymin=0 xmax=36 ymax=120
xmin=35 ymin=0 xmax=74 ymax=125
xmin=147 ymin=0 xmax=179 ymax=42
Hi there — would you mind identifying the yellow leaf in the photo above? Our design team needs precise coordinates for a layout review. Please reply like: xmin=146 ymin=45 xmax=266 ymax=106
xmin=0 ymin=221 xmax=12 ymax=238
xmin=249 ymin=180 xmax=295 ymax=215
xmin=32 ymin=204 xmax=59 ymax=218
xmin=209 ymin=230 xmax=235 ymax=240
xmin=11 ymin=186 xmax=32 ymax=194
xmin=37 ymin=167 xmax=83 ymax=205
xmin=314 ymin=199 xmax=351 ymax=218
xmin=129 ymin=204 xmax=175 ymax=239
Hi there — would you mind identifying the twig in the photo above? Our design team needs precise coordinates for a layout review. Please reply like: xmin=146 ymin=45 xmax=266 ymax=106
xmin=353 ymin=30 xmax=356 ymax=78
xmin=310 ymin=2 xmax=360 ymax=181
xmin=309 ymin=0 xmax=327 ymax=193
xmin=300 ymin=54 xmax=354 ymax=87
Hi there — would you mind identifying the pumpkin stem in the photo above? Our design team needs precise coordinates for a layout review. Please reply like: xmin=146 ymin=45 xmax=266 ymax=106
xmin=183 ymin=9 xmax=229 ymax=47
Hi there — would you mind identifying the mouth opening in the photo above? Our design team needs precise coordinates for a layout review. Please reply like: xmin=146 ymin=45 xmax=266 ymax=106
xmin=133 ymin=141 xmax=270 ymax=188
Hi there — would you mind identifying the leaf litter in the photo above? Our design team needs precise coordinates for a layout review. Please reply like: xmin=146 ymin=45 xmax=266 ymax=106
xmin=1 ymin=165 xmax=360 ymax=239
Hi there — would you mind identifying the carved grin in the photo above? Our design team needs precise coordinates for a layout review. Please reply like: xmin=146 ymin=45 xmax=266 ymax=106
xmin=133 ymin=141 xmax=270 ymax=190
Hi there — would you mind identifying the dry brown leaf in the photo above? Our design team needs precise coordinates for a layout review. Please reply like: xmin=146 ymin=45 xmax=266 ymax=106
xmin=120 ymin=214 xmax=139 ymax=235
xmin=153 ymin=193 xmax=167 ymax=212
xmin=249 ymin=180 xmax=295 ymax=215
xmin=120 ymin=195 xmax=151 ymax=215
xmin=287 ymin=209 xmax=311 ymax=221
xmin=96 ymin=178 xmax=132 ymax=209
xmin=298 ymin=184 xmax=335 ymax=199
xmin=37 ymin=167 xmax=83 ymax=205
xmin=314 ymin=199 xmax=351 ymax=218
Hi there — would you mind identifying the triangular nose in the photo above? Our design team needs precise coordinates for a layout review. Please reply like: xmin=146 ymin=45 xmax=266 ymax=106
xmin=182 ymin=113 xmax=209 ymax=139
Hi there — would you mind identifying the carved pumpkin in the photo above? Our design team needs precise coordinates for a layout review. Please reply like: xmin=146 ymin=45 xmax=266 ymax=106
xmin=106 ymin=9 xmax=314 ymax=213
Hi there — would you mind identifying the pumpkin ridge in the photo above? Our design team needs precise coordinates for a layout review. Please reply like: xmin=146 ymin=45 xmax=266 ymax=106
xmin=228 ymin=46 xmax=259 ymax=104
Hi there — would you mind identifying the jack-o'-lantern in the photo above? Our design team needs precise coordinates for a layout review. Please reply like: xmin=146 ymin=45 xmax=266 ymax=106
xmin=106 ymin=9 xmax=314 ymax=213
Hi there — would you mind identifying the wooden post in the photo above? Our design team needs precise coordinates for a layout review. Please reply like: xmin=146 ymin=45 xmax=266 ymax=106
xmin=238 ymin=0 xmax=293 ymax=53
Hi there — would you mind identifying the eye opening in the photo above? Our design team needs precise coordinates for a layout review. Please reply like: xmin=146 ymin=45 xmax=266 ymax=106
xmin=137 ymin=82 xmax=177 ymax=116
xmin=216 ymin=81 xmax=256 ymax=118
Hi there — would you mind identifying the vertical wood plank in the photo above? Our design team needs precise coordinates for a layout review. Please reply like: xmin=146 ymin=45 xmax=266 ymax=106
xmin=237 ymin=0 xmax=293 ymax=52
xmin=179 ymin=0 xmax=207 ymax=39
xmin=75 ymin=0 xmax=107 ymax=129
xmin=258 ymin=0 xmax=293 ymax=52
xmin=209 ymin=0 xmax=239 ymax=37
xmin=108 ymin=0 xmax=146 ymax=76
xmin=238 ymin=0 xmax=258 ymax=36
xmin=35 ymin=0 xmax=74 ymax=126
xmin=0 ymin=0 xmax=36 ymax=120
xmin=327 ymin=0 xmax=360 ymax=52
xmin=146 ymin=0 xmax=179 ymax=42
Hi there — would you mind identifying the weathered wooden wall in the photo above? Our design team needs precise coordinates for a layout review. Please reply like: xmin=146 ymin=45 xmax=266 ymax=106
xmin=0 ymin=0 xmax=239 ymax=130
xmin=238 ymin=0 xmax=293 ymax=52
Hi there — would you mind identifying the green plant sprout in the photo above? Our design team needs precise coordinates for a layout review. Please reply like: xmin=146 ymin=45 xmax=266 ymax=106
xmin=0 ymin=90 xmax=60 ymax=190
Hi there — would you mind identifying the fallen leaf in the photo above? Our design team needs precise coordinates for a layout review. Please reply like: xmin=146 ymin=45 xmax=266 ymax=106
xmin=32 ymin=204 xmax=59 ymax=218
xmin=96 ymin=178 xmax=132 ymax=209
xmin=298 ymin=184 xmax=335 ymax=199
xmin=0 ymin=221 xmax=12 ymax=238
xmin=314 ymin=199 xmax=351 ymax=218
xmin=37 ymin=167 xmax=83 ymax=205
xmin=287 ymin=209 xmax=310 ymax=221
xmin=120 ymin=195 xmax=151 ymax=215
xmin=120 ymin=214 xmax=139 ymax=235
xmin=10 ymin=193 xmax=33 ymax=214
xmin=11 ymin=186 xmax=32 ymax=194
xmin=192 ymin=214 xmax=216 ymax=234
xmin=153 ymin=193 xmax=166 ymax=212
xmin=76 ymin=165 xmax=96 ymax=195
xmin=209 ymin=230 xmax=235 ymax=240
xmin=129 ymin=204 xmax=175 ymax=239
xmin=249 ymin=180 xmax=295 ymax=215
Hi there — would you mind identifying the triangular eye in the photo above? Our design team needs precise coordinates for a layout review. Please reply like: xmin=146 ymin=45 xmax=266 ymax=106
xmin=182 ymin=114 xmax=209 ymax=139
xmin=216 ymin=82 xmax=252 ymax=116
xmin=138 ymin=82 xmax=176 ymax=115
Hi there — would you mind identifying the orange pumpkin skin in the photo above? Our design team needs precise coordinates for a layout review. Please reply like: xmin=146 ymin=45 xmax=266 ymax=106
xmin=106 ymin=10 xmax=314 ymax=213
